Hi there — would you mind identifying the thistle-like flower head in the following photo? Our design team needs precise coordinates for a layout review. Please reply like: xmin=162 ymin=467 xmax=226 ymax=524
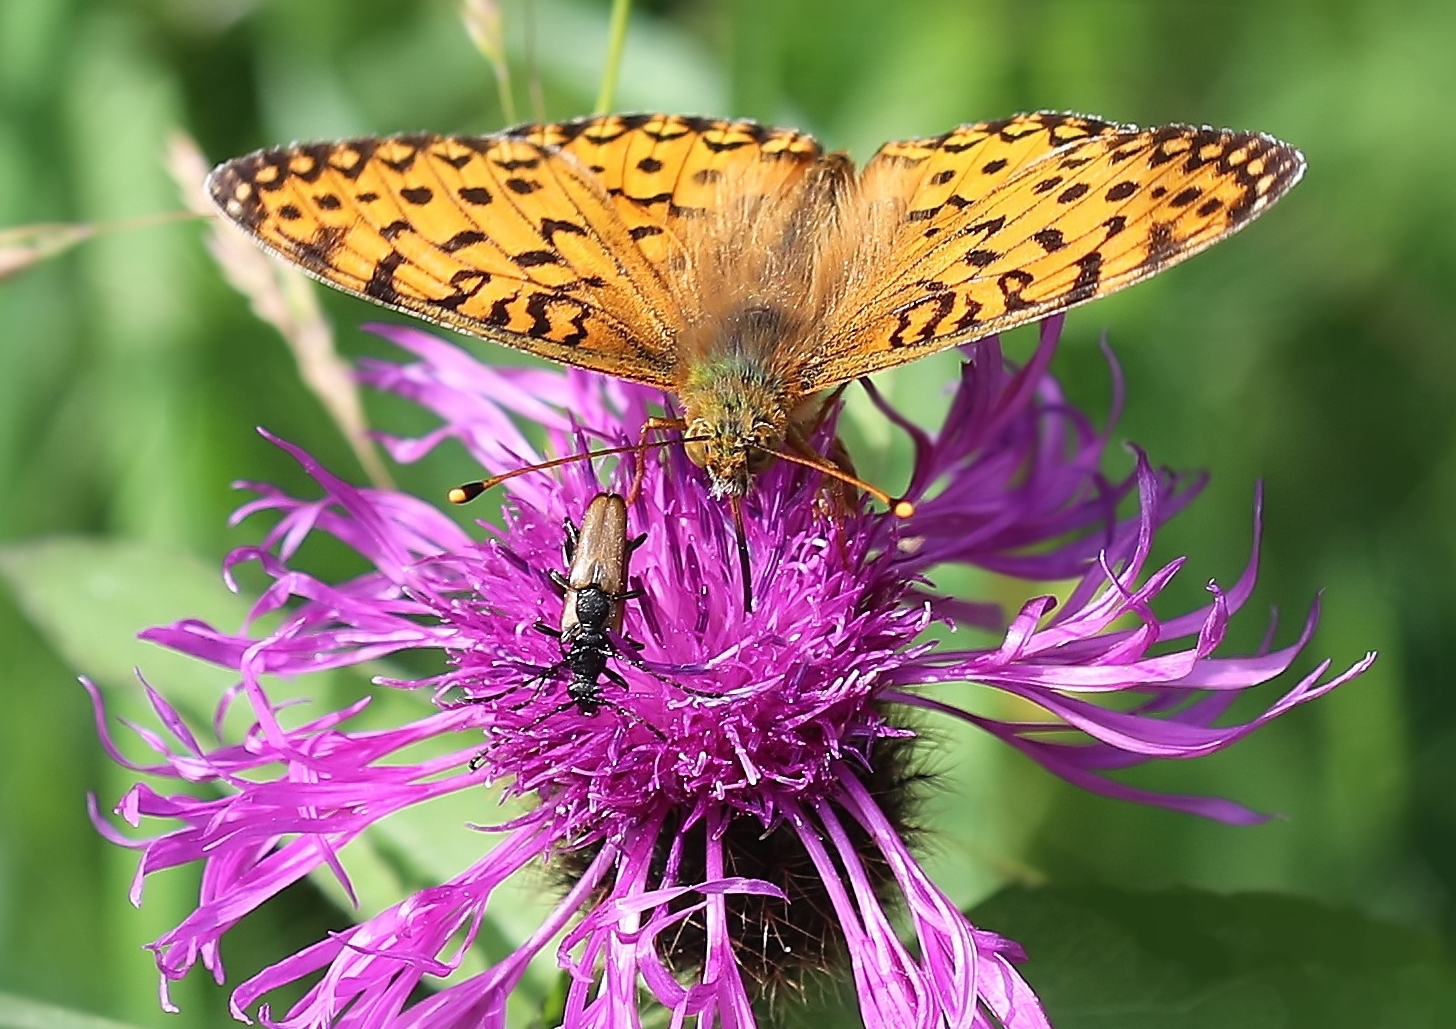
xmin=91 ymin=316 xmax=1372 ymax=1029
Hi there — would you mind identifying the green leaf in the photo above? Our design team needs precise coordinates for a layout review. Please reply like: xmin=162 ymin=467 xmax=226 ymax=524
xmin=0 ymin=537 xmax=249 ymax=712
xmin=0 ymin=991 xmax=157 ymax=1029
xmin=0 ymin=539 xmax=565 ymax=1019
xmin=970 ymin=886 xmax=1456 ymax=1029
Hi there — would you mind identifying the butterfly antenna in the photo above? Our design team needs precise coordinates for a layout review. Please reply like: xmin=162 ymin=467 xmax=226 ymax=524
xmin=754 ymin=446 xmax=915 ymax=518
xmin=449 ymin=437 xmax=704 ymax=504
xmin=729 ymin=494 xmax=754 ymax=613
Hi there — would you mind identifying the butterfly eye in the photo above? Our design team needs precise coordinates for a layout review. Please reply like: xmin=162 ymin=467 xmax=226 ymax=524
xmin=683 ymin=438 xmax=709 ymax=469
xmin=743 ymin=423 xmax=780 ymax=474
xmin=746 ymin=447 xmax=777 ymax=475
xmin=683 ymin=419 xmax=713 ymax=470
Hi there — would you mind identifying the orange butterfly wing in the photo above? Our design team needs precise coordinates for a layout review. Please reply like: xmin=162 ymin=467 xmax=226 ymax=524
xmin=205 ymin=115 xmax=821 ymax=390
xmin=804 ymin=112 xmax=1304 ymax=390
xmin=518 ymin=113 xmax=822 ymax=272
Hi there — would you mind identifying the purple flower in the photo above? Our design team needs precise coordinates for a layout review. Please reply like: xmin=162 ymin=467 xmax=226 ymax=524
xmin=90 ymin=314 xmax=1372 ymax=1029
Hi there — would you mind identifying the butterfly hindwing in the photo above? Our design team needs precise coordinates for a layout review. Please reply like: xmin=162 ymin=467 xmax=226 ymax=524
xmin=804 ymin=116 xmax=1304 ymax=390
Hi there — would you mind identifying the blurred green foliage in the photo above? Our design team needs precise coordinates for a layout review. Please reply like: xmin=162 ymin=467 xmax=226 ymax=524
xmin=1 ymin=0 xmax=1453 ymax=1026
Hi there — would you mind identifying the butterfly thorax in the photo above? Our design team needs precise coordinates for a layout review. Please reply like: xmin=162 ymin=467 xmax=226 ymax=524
xmin=677 ymin=351 xmax=792 ymax=499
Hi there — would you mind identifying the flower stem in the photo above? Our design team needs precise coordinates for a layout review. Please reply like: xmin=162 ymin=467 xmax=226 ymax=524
xmin=594 ymin=0 xmax=632 ymax=114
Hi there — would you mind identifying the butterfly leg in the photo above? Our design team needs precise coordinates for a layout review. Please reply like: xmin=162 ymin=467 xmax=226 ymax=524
xmin=626 ymin=416 xmax=689 ymax=506
xmin=784 ymin=413 xmax=860 ymax=520
xmin=793 ymin=381 xmax=852 ymax=440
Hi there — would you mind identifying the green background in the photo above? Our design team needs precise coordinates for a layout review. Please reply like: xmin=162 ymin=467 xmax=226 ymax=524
xmin=1 ymin=0 xmax=1454 ymax=1026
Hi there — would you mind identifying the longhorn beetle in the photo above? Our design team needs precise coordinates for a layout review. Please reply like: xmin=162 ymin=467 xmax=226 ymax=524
xmin=526 ymin=492 xmax=665 ymax=735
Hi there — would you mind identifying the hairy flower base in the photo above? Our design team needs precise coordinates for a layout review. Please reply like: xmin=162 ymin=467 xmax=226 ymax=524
xmin=91 ymin=315 xmax=1372 ymax=1029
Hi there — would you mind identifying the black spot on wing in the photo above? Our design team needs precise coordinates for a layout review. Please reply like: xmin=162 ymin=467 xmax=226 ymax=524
xmin=887 ymin=291 xmax=955 ymax=347
xmin=514 ymin=250 xmax=561 ymax=267
xmin=327 ymin=140 xmax=377 ymax=180
xmin=952 ymin=298 xmax=984 ymax=331
xmin=1032 ymin=228 xmax=1065 ymax=253
xmin=380 ymin=146 xmax=419 ymax=173
xmin=540 ymin=218 xmax=587 ymax=245
xmin=441 ymin=230 xmax=486 ymax=253
xmin=291 ymin=145 xmax=329 ymax=182
xmin=380 ymin=220 xmax=411 ymax=241
xmin=525 ymin=292 xmax=591 ymax=346
xmin=429 ymin=269 xmax=491 ymax=312
xmin=486 ymin=292 xmax=516 ymax=326
xmin=364 ymin=251 xmax=405 ymax=304
xmin=998 ymin=269 xmax=1034 ymax=311
xmin=291 ymin=225 xmax=347 ymax=273
xmin=699 ymin=135 xmax=751 ymax=153
xmin=492 ymin=156 xmax=542 ymax=172
xmin=1143 ymin=222 xmax=1177 ymax=268
xmin=1067 ymin=252 xmax=1103 ymax=302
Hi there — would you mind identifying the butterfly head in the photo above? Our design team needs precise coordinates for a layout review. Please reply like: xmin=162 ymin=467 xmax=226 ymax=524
xmin=683 ymin=413 xmax=782 ymax=498
xmin=678 ymin=368 xmax=789 ymax=499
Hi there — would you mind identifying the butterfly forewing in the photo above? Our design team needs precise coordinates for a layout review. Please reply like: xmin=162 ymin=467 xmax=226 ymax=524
xmin=206 ymin=115 xmax=827 ymax=391
xmin=804 ymin=120 xmax=1304 ymax=390
xmin=863 ymin=112 xmax=1124 ymax=224
xmin=520 ymin=114 xmax=822 ymax=268
xmin=207 ymin=132 xmax=686 ymax=386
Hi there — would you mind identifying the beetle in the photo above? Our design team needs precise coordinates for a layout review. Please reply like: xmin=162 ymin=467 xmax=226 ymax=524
xmin=536 ymin=491 xmax=647 ymax=718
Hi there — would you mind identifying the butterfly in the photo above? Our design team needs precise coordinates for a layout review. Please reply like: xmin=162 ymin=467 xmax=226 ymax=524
xmin=206 ymin=111 xmax=1303 ymax=502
